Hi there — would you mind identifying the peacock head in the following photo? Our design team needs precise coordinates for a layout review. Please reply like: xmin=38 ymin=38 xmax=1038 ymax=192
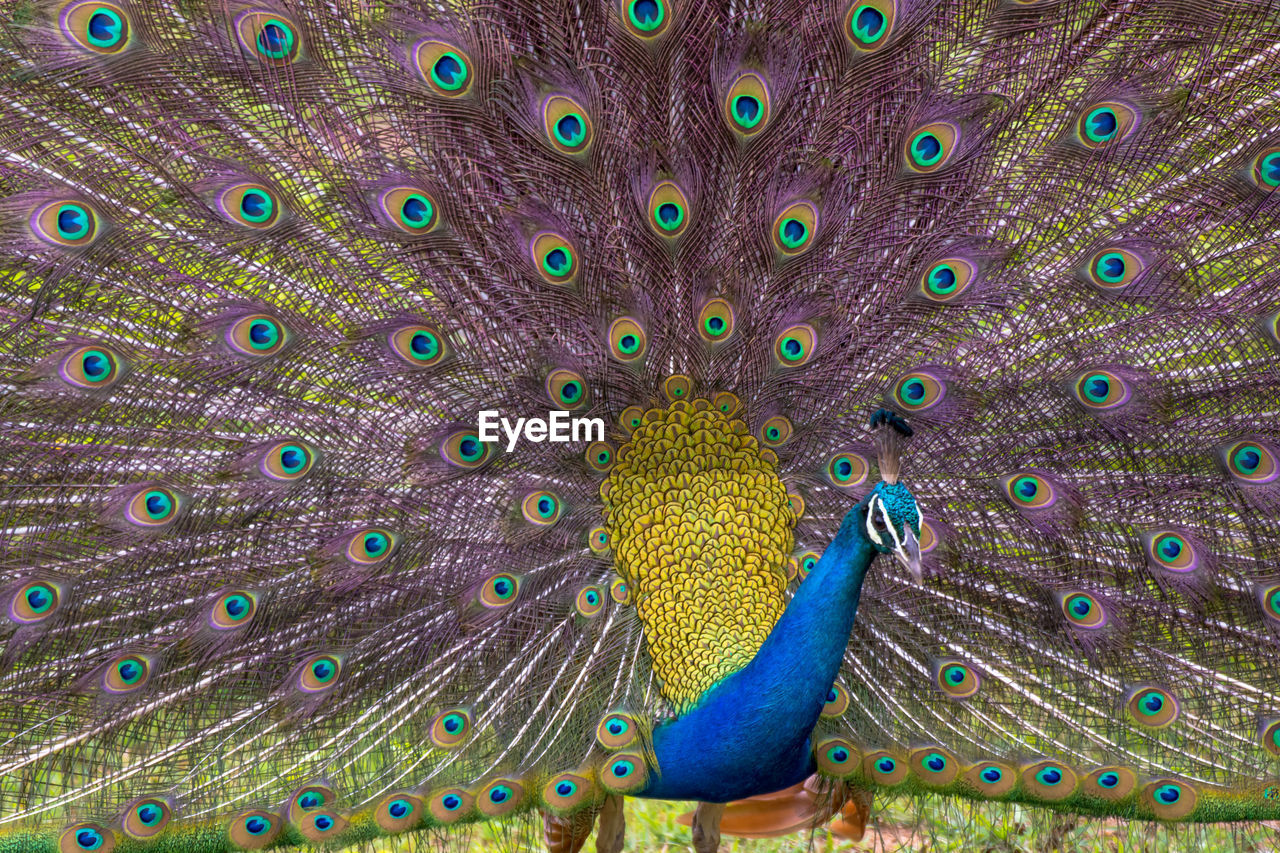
xmin=865 ymin=408 xmax=923 ymax=580
xmin=866 ymin=481 xmax=923 ymax=581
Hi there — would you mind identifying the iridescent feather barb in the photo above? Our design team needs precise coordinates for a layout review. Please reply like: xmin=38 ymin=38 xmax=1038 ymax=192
xmin=2 ymin=0 xmax=1280 ymax=850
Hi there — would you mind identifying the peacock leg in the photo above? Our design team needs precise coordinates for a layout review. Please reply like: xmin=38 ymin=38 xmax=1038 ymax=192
xmin=594 ymin=794 xmax=626 ymax=853
xmin=690 ymin=801 xmax=727 ymax=853
xmin=542 ymin=806 xmax=600 ymax=853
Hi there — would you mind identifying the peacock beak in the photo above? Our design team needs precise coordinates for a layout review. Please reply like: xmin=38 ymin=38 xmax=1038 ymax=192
xmin=894 ymin=526 xmax=922 ymax=583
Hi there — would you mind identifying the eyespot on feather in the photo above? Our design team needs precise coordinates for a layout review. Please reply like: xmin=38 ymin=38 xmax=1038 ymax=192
xmin=102 ymin=653 xmax=151 ymax=693
xmin=1140 ymin=779 xmax=1197 ymax=820
xmin=1142 ymin=530 xmax=1201 ymax=574
xmin=933 ymin=660 xmax=980 ymax=699
xmin=296 ymin=654 xmax=341 ymax=693
xmin=910 ymin=747 xmax=960 ymax=786
xmin=905 ymin=122 xmax=958 ymax=173
xmin=1258 ymin=583 xmax=1280 ymax=624
xmin=477 ymin=779 xmax=524 ymax=817
xmin=478 ymin=573 xmax=521 ymax=609
xmin=1085 ymin=247 xmax=1144 ymax=291
xmin=919 ymin=258 xmax=976 ymax=303
xmin=1020 ymin=761 xmax=1078 ymax=801
xmin=227 ymin=314 xmax=289 ymax=357
xmin=122 ymin=797 xmax=171 ymax=839
xmin=1072 ymin=369 xmax=1131 ymax=410
xmin=227 ymin=810 xmax=281 ymax=848
xmin=10 ymin=579 xmax=63 ymax=624
xmin=825 ymin=451 xmax=868 ymax=487
xmin=620 ymin=0 xmax=671 ymax=38
xmin=918 ymin=518 xmax=938 ymax=554
xmin=413 ymin=39 xmax=473 ymax=97
xmin=588 ymin=526 xmax=611 ymax=554
xmin=723 ymin=72 xmax=770 ymax=137
xmin=1002 ymin=472 xmax=1056 ymax=510
xmin=1082 ymin=767 xmax=1136 ymax=800
xmin=662 ymin=374 xmax=691 ymax=402
xmin=795 ymin=551 xmax=819 ymax=581
xmin=814 ymin=737 xmax=859 ymax=777
xmin=585 ymin=442 xmax=614 ymax=472
xmin=427 ymin=788 xmax=473 ymax=823
xmin=543 ymin=95 xmax=594 ymax=155
xmin=892 ymin=371 xmax=945 ymax=412
xmin=759 ymin=416 xmax=793 ymax=447
xmin=1076 ymin=101 xmax=1138 ymax=148
xmin=218 ymin=183 xmax=282 ymax=229
xmin=124 ymin=487 xmax=182 ymax=528
xmin=619 ymin=405 xmax=645 ymax=432
xmin=821 ymin=683 xmax=850 ymax=717
xmin=1252 ymin=147 xmax=1280 ymax=192
xmin=259 ymin=441 xmax=316 ymax=481
xmin=378 ymin=187 xmax=440 ymax=234
xmin=599 ymin=752 xmax=648 ymax=794
xmin=711 ymin=392 xmax=740 ymax=417
xmin=429 ymin=708 xmax=472 ymax=748
xmin=32 ymin=199 xmax=102 ymax=247
xmin=596 ymin=711 xmax=639 ymax=750
xmin=530 ymin=232 xmax=577 ymax=285
xmin=208 ymin=589 xmax=258 ymax=631
xmin=863 ymin=751 xmax=909 ymax=786
xmin=844 ymin=1 xmax=894 ymax=51
xmin=542 ymin=772 xmax=595 ymax=812
xmin=375 ymin=793 xmax=423 ymax=833
xmin=608 ymin=577 xmax=630 ymax=603
xmin=440 ymin=429 xmax=493 ymax=469
xmin=1258 ymin=718 xmax=1280 ymax=757
xmin=234 ymin=10 xmax=301 ymax=64
xmin=608 ymin=318 xmax=647 ymax=362
xmin=288 ymin=783 xmax=334 ymax=820
xmin=59 ymin=345 xmax=124 ymax=390
xmin=773 ymin=324 xmax=816 ymax=367
xmin=648 ymin=181 xmax=690 ymax=237
xmin=1060 ymin=591 xmax=1107 ymax=629
xmin=59 ymin=1 xmax=132 ymax=54
xmin=1124 ymin=685 xmax=1179 ymax=728
xmin=296 ymin=808 xmax=348 ymax=842
xmin=575 ymin=585 xmax=605 ymax=617
xmin=345 ymin=529 xmax=398 ymax=566
xmin=546 ymin=369 xmax=588 ymax=409
xmin=1221 ymin=440 xmax=1278 ymax=485
xmin=59 ymin=823 xmax=115 ymax=853
xmin=695 ymin=298 xmax=735 ymax=343
xmin=521 ymin=491 xmax=561 ymax=526
xmin=771 ymin=201 xmax=817 ymax=255
xmin=963 ymin=762 xmax=1016 ymax=796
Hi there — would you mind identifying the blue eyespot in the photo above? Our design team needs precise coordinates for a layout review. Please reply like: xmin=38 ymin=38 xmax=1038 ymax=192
xmin=246 ymin=817 xmax=269 ymax=835
xmin=877 ymin=758 xmax=895 ymax=773
xmin=442 ymin=795 xmax=461 ymax=810
xmin=1098 ymin=772 xmax=1119 ymax=789
xmin=982 ymin=767 xmax=1002 ymax=783
xmin=388 ymin=799 xmax=410 ymax=818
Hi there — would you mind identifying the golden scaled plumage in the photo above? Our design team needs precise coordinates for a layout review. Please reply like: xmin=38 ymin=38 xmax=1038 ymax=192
xmin=601 ymin=398 xmax=796 ymax=712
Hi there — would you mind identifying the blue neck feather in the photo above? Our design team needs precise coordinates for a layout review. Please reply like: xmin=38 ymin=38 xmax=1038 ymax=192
xmin=640 ymin=496 xmax=877 ymax=802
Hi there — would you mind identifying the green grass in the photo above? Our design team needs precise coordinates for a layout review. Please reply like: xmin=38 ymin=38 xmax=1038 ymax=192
xmin=364 ymin=796 xmax=1280 ymax=852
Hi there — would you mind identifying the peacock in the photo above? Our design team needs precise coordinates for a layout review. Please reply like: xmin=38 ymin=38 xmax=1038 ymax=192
xmin=2 ymin=0 xmax=1280 ymax=850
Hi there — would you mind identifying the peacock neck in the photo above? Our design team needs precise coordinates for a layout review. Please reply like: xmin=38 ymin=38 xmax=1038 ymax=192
xmin=641 ymin=497 xmax=877 ymax=802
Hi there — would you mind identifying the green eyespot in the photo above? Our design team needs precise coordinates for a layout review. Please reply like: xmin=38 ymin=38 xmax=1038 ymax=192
xmin=413 ymin=40 xmax=473 ymax=97
xmin=724 ymin=73 xmax=771 ymax=137
xmin=844 ymin=1 xmax=894 ymax=51
xmin=544 ymin=95 xmax=594 ymax=155
xmin=235 ymin=11 xmax=300 ymax=64
xmin=905 ymin=122 xmax=957 ymax=173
